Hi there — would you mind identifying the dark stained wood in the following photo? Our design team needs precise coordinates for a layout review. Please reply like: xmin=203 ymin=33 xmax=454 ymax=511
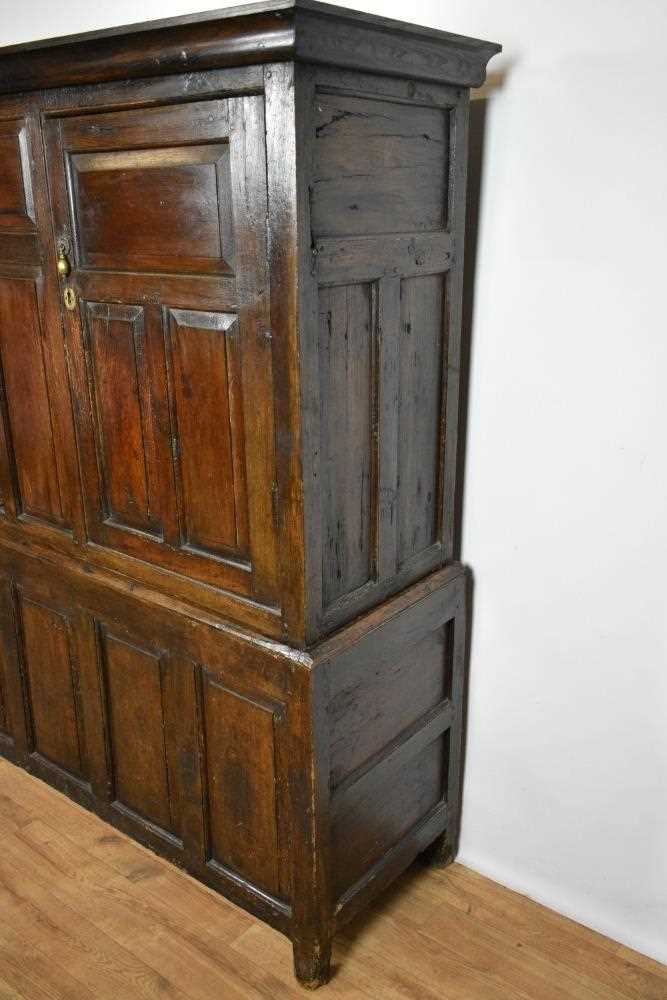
xmin=0 ymin=1 xmax=500 ymax=97
xmin=0 ymin=4 xmax=499 ymax=988
xmin=300 ymin=67 xmax=471 ymax=638
xmin=100 ymin=630 xmax=175 ymax=833
xmin=397 ymin=273 xmax=446 ymax=567
xmin=0 ymin=276 xmax=67 ymax=525
xmin=43 ymin=94 xmax=280 ymax=607
xmin=331 ymin=734 xmax=446 ymax=897
xmin=328 ymin=624 xmax=453 ymax=787
xmin=318 ymin=282 xmax=374 ymax=608
xmin=202 ymin=673 xmax=284 ymax=895
xmin=71 ymin=146 xmax=233 ymax=276
xmin=166 ymin=308 xmax=249 ymax=556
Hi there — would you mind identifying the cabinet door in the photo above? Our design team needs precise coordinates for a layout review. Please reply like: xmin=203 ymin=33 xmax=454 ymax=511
xmin=44 ymin=98 xmax=278 ymax=606
xmin=0 ymin=117 xmax=80 ymax=532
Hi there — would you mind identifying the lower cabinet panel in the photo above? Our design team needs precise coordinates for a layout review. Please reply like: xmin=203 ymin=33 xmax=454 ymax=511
xmin=0 ymin=548 xmax=293 ymax=926
xmin=201 ymin=672 xmax=283 ymax=895
xmin=100 ymin=628 xmax=182 ymax=837
xmin=17 ymin=593 xmax=86 ymax=780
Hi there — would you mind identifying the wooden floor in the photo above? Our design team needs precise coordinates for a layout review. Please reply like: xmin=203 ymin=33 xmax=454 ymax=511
xmin=0 ymin=759 xmax=664 ymax=1000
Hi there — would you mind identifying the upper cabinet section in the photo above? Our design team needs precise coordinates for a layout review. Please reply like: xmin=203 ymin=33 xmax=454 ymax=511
xmin=0 ymin=2 xmax=499 ymax=645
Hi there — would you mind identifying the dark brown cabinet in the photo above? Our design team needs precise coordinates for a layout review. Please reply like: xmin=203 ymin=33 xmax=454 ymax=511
xmin=0 ymin=1 xmax=499 ymax=986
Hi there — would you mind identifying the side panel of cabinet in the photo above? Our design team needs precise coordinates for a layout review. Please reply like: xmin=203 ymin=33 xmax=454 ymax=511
xmin=320 ymin=567 xmax=467 ymax=918
xmin=298 ymin=67 xmax=468 ymax=639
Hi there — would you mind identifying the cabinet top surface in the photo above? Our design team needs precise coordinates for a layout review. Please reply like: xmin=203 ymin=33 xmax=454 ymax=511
xmin=0 ymin=0 xmax=500 ymax=95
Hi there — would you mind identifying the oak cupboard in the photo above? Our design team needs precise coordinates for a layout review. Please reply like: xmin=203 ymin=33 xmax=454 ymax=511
xmin=0 ymin=1 xmax=499 ymax=986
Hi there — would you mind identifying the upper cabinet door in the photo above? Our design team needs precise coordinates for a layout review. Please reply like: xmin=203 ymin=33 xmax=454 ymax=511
xmin=44 ymin=98 xmax=279 ymax=608
xmin=0 ymin=116 xmax=81 ymax=534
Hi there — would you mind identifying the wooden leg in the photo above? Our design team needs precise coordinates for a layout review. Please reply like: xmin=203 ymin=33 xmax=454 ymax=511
xmin=421 ymin=828 xmax=457 ymax=869
xmin=292 ymin=935 xmax=332 ymax=990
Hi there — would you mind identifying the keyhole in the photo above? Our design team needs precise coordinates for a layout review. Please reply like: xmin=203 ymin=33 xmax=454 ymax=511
xmin=63 ymin=287 xmax=77 ymax=311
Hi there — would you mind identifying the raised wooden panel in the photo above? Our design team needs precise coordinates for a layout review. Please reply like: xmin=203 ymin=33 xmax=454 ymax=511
xmin=311 ymin=93 xmax=449 ymax=238
xmin=202 ymin=673 xmax=281 ymax=895
xmin=329 ymin=621 xmax=453 ymax=787
xmin=69 ymin=144 xmax=234 ymax=275
xmin=0 ymin=276 xmax=67 ymax=525
xmin=397 ymin=273 xmax=445 ymax=566
xmin=331 ymin=734 xmax=446 ymax=898
xmin=0 ymin=121 xmax=35 ymax=232
xmin=99 ymin=630 xmax=175 ymax=834
xmin=84 ymin=301 xmax=163 ymax=535
xmin=18 ymin=595 xmax=84 ymax=777
xmin=166 ymin=308 xmax=248 ymax=556
xmin=319 ymin=283 xmax=374 ymax=607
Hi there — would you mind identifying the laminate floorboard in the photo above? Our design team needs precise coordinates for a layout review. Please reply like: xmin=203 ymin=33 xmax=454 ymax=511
xmin=0 ymin=760 xmax=664 ymax=999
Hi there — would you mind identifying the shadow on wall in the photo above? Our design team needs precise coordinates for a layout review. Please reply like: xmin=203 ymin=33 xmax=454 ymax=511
xmin=455 ymin=67 xmax=509 ymax=837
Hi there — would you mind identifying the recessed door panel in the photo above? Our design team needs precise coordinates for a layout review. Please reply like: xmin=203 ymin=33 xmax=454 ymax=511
xmin=0 ymin=120 xmax=35 ymax=231
xmin=167 ymin=307 xmax=248 ymax=557
xmin=70 ymin=145 xmax=233 ymax=275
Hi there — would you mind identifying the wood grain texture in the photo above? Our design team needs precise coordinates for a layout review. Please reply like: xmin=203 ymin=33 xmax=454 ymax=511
xmin=43 ymin=92 xmax=279 ymax=610
xmin=300 ymin=68 xmax=466 ymax=637
xmin=201 ymin=673 xmax=283 ymax=895
xmin=166 ymin=309 xmax=248 ymax=557
xmin=0 ymin=758 xmax=663 ymax=1000
xmin=99 ymin=631 xmax=174 ymax=834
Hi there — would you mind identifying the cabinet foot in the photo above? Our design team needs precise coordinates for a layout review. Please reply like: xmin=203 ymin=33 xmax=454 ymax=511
xmin=292 ymin=936 xmax=332 ymax=990
xmin=421 ymin=829 xmax=458 ymax=869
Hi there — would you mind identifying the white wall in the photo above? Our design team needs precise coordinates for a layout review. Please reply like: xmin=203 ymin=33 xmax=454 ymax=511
xmin=3 ymin=0 xmax=666 ymax=966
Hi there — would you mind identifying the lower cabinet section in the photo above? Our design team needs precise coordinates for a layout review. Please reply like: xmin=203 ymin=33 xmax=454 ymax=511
xmin=0 ymin=541 xmax=467 ymax=988
xmin=0 ymin=546 xmax=294 ymax=927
